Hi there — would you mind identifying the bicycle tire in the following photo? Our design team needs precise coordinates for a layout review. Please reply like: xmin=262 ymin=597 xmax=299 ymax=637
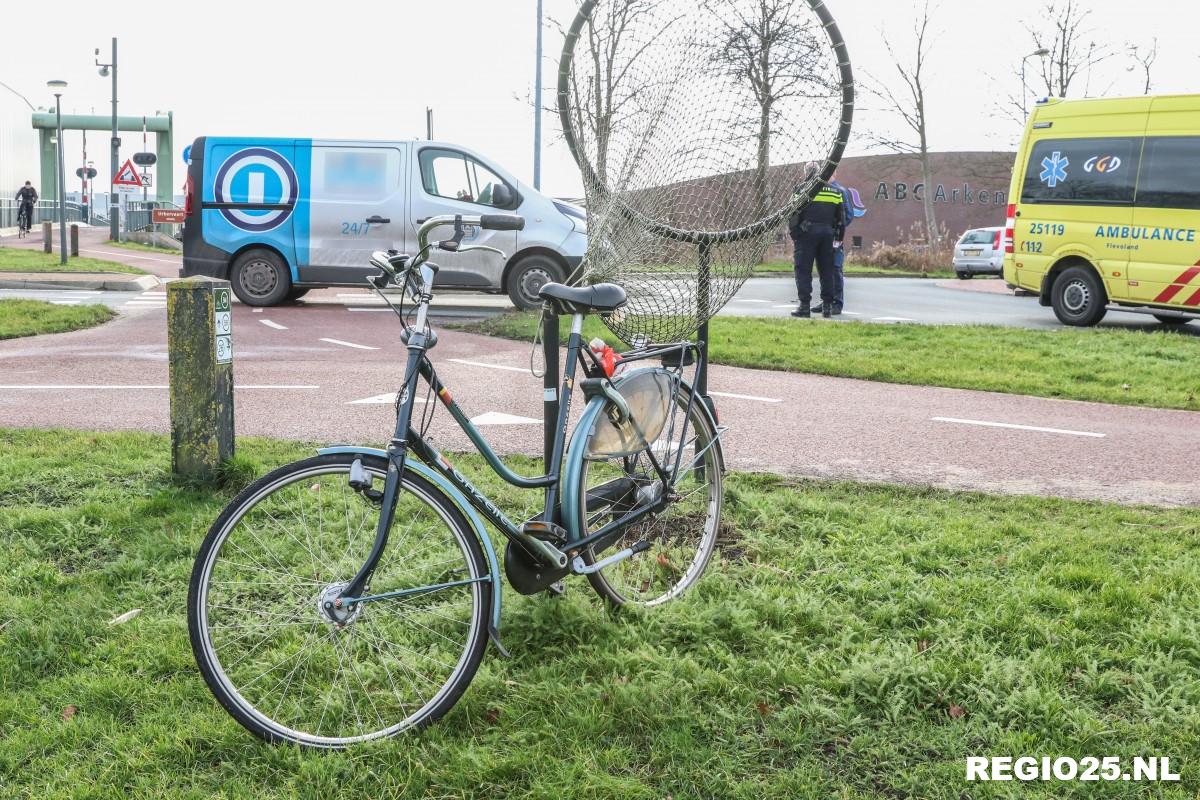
xmin=188 ymin=453 xmax=490 ymax=748
xmin=577 ymin=383 xmax=723 ymax=607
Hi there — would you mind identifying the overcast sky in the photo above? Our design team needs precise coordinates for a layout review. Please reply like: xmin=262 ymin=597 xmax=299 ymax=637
xmin=3 ymin=0 xmax=1195 ymax=197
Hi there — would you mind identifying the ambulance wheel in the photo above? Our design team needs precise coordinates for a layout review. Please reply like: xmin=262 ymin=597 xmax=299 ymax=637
xmin=1153 ymin=315 xmax=1192 ymax=326
xmin=1051 ymin=266 xmax=1107 ymax=327
xmin=231 ymin=249 xmax=291 ymax=307
xmin=507 ymin=255 xmax=563 ymax=311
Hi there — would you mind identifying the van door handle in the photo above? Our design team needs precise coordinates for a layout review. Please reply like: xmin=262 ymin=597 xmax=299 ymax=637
xmin=416 ymin=218 xmax=429 ymax=224
xmin=366 ymin=216 xmax=390 ymax=224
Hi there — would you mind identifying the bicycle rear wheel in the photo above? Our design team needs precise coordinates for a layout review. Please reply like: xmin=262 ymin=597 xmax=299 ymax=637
xmin=188 ymin=454 xmax=490 ymax=748
xmin=578 ymin=384 xmax=723 ymax=607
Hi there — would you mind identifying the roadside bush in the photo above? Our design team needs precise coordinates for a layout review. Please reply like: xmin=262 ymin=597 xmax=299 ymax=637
xmin=859 ymin=221 xmax=955 ymax=275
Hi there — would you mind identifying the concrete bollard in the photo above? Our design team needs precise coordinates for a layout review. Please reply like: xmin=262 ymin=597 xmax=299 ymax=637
xmin=42 ymin=222 xmax=52 ymax=253
xmin=70 ymin=224 xmax=79 ymax=257
xmin=167 ymin=277 xmax=235 ymax=480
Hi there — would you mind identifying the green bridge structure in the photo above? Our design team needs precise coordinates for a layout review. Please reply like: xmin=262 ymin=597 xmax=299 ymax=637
xmin=31 ymin=112 xmax=174 ymax=205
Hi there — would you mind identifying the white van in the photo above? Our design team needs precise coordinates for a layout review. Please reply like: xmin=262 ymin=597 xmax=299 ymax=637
xmin=181 ymin=137 xmax=586 ymax=308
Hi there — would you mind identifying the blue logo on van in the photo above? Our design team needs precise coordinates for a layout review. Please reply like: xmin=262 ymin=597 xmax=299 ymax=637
xmin=213 ymin=147 xmax=298 ymax=232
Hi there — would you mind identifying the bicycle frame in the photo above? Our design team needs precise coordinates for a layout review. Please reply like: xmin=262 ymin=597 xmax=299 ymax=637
xmin=323 ymin=215 xmax=723 ymax=654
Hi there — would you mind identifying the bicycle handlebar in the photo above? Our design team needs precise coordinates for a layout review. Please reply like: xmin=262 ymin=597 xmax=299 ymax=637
xmin=480 ymin=214 xmax=525 ymax=232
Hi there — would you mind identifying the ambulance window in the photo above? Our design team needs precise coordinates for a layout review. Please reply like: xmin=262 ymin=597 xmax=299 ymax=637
xmin=313 ymin=146 xmax=402 ymax=202
xmin=1021 ymin=137 xmax=1138 ymax=205
xmin=1136 ymin=138 xmax=1200 ymax=211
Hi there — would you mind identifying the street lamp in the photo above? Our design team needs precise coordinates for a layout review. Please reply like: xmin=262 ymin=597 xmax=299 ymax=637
xmin=48 ymin=79 xmax=68 ymax=266
xmin=1021 ymin=48 xmax=1051 ymax=118
xmin=96 ymin=39 xmax=118 ymax=241
xmin=533 ymin=0 xmax=543 ymax=190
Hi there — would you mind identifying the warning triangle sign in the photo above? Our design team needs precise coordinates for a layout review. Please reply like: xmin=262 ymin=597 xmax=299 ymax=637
xmin=113 ymin=159 xmax=143 ymax=187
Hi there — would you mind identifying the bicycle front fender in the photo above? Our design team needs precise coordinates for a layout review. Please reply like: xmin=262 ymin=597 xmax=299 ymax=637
xmin=316 ymin=446 xmax=505 ymax=656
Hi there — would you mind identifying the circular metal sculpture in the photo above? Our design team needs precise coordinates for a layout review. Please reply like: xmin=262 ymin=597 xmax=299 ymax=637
xmin=558 ymin=0 xmax=854 ymax=345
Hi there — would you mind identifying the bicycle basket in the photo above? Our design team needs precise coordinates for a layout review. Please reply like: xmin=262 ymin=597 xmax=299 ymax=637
xmin=586 ymin=369 xmax=676 ymax=459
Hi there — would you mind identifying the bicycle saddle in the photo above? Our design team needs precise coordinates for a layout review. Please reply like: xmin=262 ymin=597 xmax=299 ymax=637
xmin=537 ymin=282 xmax=627 ymax=315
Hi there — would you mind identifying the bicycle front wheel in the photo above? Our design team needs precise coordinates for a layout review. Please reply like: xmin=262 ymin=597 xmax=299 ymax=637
xmin=188 ymin=454 xmax=490 ymax=748
xmin=578 ymin=384 xmax=723 ymax=607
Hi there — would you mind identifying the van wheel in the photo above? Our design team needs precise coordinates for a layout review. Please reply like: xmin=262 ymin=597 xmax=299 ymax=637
xmin=1051 ymin=266 xmax=1107 ymax=326
xmin=231 ymin=249 xmax=291 ymax=307
xmin=507 ymin=255 xmax=564 ymax=310
xmin=1153 ymin=314 xmax=1192 ymax=326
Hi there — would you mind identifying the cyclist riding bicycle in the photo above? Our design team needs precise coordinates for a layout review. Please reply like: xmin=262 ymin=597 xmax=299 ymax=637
xmin=15 ymin=180 xmax=37 ymax=233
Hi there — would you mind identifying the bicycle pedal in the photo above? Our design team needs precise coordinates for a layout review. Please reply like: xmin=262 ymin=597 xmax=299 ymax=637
xmin=546 ymin=581 xmax=565 ymax=597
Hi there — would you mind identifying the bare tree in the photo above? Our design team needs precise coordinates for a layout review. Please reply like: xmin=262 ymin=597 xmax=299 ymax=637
xmin=1027 ymin=0 xmax=1113 ymax=98
xmin=1128 ymin=38 xmax=1158 ymax=95
xmin=864 ymin=1 xmax=940 ymax=247
xmin=704 ymin=0 xmax=827 ymax=221
xmin=558 ymin=0 xmax=664 ymax=189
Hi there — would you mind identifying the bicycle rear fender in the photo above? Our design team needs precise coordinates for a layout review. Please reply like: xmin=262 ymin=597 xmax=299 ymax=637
xmin=316 ymin=446 xmax=506 ymax=656
xmin=560 ymin=373 xmax=724 ymax=543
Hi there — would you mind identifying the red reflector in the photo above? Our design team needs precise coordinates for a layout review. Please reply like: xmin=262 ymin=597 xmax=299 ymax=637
xmin=1004 ymin=204 xmax=1017 ymax=254
xmin=184 ymin=174 xmax=195 ymax=216
xmin=993 ymin=230 xmax=1002 ymax=249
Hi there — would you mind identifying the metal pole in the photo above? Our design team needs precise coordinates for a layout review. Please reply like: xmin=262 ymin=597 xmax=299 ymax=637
xmin=55 ymin=95 xmax=67 ymax=265
xmin=109 ymin=37 xmax=119 ymax=241
xmin=426 ymin=107 xmax=433 ymax=140
xmin=696 ymin=241 xmax=712 ymax=413
xmin=1021 ymin=58 xmax=1029 ymax=119
xmin=81 ymin=129 xmax=88 ymax=225
xmin=533 ymin=0 xmax=543 ymax=190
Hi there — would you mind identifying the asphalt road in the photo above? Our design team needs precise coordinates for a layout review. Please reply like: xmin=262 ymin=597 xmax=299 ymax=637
xmin=2 ymin=298 xmax=1198 ymax=507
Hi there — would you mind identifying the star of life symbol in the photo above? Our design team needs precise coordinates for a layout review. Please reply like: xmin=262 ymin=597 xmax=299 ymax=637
xmin=1040 ymin=151 xmax=1069 ymax=188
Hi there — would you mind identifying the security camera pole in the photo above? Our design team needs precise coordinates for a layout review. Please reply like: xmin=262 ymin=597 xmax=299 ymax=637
xmin=96 ymin=39 xmax=118 ymax=241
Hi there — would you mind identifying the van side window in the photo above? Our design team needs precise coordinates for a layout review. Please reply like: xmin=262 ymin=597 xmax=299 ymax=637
xmin=1021 ymin=137 xmax=1139 ymax=205
xmin=419 ymin=149 xmax=513 ymax=208
xmin=1136 ymin=137 xmax=1200 ymax=211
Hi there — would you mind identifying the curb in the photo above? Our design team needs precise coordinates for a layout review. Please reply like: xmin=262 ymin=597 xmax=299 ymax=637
xmin=0 ymin=274 xmax=161 ymax=292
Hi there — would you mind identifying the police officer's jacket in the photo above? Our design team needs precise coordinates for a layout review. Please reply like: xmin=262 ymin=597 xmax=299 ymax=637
xmin=789 ymin=185 xmax=844 ymax=237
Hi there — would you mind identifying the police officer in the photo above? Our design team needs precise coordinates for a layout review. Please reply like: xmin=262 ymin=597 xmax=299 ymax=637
xmin=790 ymin=179 xmax=845 ymax=318
xmin=827 ymin=176 xmax=855 ymax=314
xmin=15 ymin=181 xmax=37 ymax=233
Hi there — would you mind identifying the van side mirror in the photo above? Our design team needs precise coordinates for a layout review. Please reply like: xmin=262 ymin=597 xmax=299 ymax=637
xmin=491 ymin=184 xmax=514 ymax=208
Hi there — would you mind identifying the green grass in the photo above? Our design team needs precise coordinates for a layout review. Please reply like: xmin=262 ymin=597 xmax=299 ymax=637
xmin=0 ymin=246 xmax=148 ymax=275
xmin=0 ymin=299 xmax=115 ymax=339
xmin=753 ymin=260 xmax=956 ymax=279
xmin=2 ymin=427 xmax=1199 ymax=797
xmin=109 ymin=239 xmax=182 ymax=255
xmin=455 ymin=313 xmax=1200 ymax=411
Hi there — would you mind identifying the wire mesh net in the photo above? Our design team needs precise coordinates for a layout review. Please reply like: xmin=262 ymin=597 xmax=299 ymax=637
xmin=558 ymin=0 xmax=853 ymax=345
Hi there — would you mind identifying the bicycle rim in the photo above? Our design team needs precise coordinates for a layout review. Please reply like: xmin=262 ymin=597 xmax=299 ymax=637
xmin=580 ymin=391 xmax=723 ymax=607
xmin=189 ymin=457 xmax=487 ymax=747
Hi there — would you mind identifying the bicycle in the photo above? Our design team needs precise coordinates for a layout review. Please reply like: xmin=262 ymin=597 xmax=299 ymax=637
xmin=16 ymin=202 xmax=33 ymax=238
xmin=188 ymin=213 xmax=726 ymax=748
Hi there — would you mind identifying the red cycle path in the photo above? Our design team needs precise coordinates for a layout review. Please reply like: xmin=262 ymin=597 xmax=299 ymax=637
xmin=2 ymin=300 xmax=1199 ymax=507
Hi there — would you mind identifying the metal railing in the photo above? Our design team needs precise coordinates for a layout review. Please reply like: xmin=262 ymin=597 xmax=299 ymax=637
xmin=123 ymin=200 xmax=184 ymax=240
xmin=0 ymin=199 xmax=86 ymax=229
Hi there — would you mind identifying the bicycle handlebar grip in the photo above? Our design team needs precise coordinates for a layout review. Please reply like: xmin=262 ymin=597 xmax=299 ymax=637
xmin=480 ymin=214 xmax=525 ymax=232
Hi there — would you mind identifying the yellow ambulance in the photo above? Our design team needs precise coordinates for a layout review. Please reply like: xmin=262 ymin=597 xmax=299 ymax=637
xmin=1003 ymin=95 xmax=1200 ymax=327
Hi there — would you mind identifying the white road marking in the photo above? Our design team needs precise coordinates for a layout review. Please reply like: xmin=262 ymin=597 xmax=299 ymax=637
xmin=732 ymin=299 xmax=770 ymax=304
xmin=347 ymin=307 xmax=392 ymax=312
xmin=470 ymin=411 xmax=540 ymax=425
xmin=337 ymin=293 xmax=375 ymax=298
xmin=841 ymin=310 xmax=863 ymax=316
xmin=708 ymin=390 xmax=782 ymax=404
xmin=78 ymin=248 xmax=178 ymax=265
xmin=348 ymin=392 xmax=426 ymax=405
xmin=772 ymin=304 xmax=798 ymax=309
xmin=51 ymin=300 xmax=80 ymax=305
xmin=252 ymin=308 xmax=263 ymax=313
xmin=0 ymin=384 xmax=318 ymax=390
xmin=874 ymin=316 xmax=916 ymax=322
xmin=260 ymin=319 xmax=288 ymax=330
xmin=320 ymin=337 xmax=379 ymax=351
xmin=931 ymin=417 xmax=1106 ymax=438
xmin=448 ymin=358 xmax=528 ymax=374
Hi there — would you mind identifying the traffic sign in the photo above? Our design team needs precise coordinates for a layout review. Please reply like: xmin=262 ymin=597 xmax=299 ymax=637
xmin=152 ymin=208 xmax=186 ymax=224
xmin=182 ymin=144 xmax=192 ymax=164
xmin=113 ymin=159 xmax=144 ymax=192
xmin=213 ymin=287 xmax=232 ymax=364
xmin=140 ymin=173 xmax=153 ymax=188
